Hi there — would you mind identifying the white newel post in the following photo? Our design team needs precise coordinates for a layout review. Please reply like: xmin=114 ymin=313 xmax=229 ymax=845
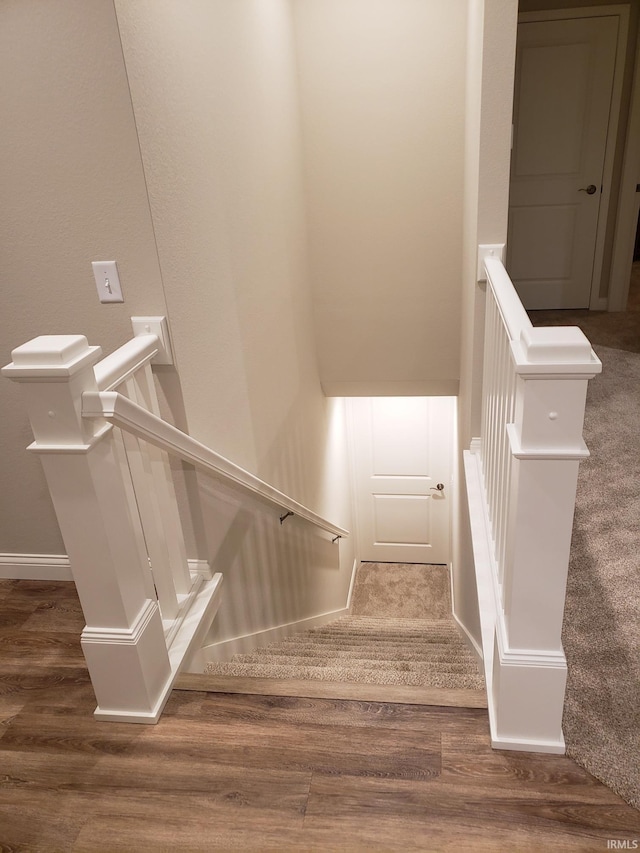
xmin=2 ymin=335 xmax=172 ymax=723
xmin=491 ymin=325 xmax=601 ymax=750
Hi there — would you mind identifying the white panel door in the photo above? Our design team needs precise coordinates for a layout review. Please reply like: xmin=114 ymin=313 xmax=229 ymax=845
xmin=507 ymin=16 xmax=618 ymax=309
xmin=348 ymin=397 xmax=453 ymax=564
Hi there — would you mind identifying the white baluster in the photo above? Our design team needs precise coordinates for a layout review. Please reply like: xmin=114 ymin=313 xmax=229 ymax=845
xmin=131 ymin=364 xmax=192 ymax=596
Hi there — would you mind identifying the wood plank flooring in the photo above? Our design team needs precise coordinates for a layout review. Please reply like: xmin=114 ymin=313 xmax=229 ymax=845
xmin=176 ymin=672 xmax=489 ymax=708
xmin=1 ymin=579 xmax=639 ymax=851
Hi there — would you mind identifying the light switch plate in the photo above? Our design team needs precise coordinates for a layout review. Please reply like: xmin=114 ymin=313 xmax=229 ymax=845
xmin=92 ymin=261 xmax=123 ymax=303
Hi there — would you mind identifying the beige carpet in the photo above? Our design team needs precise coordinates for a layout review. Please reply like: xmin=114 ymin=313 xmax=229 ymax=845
xmin=529 ymin=261 xmax=640 ymax=354
xmin=562 ymin=344 xmax=640 ymax=810
xmin=205 ymin=563 xmax=484 ymax=691
xmin=350 ymin=561 xmax=452 ymax=619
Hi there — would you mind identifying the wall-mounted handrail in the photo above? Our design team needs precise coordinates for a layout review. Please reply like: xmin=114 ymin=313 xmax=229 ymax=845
xmin=82 ymin=389 xmax=349 ymax=540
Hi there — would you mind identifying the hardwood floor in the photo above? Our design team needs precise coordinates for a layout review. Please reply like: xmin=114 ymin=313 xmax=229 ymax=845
xmin=1 ymin=580 xmax=639 ymax=851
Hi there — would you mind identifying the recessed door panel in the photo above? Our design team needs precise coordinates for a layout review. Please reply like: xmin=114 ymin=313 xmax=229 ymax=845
xmin=515 ymin=43 xmax=590 ymax=178
xmin=371 ymin=397 xmax=430 ymax=476
xmin=373 ymin=494 xmax=431 ymax=546
xmin=508 ymin=204 xmax=578 ymax=281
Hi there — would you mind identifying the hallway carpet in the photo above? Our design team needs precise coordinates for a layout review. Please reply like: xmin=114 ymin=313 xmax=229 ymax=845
xmin=562 ymin=344 xmax=640 ymax=810
xmin=204 ymin=563 xmax=484 ymax=692
xmin=529 ymin=261 xmax=640 ymax=354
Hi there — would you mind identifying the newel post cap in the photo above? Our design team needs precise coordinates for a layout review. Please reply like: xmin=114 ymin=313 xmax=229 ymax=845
xmin=519 ymin=326 xmax=593 ymax=364
xmin=2 ymin=335 xmax=102 ymax=379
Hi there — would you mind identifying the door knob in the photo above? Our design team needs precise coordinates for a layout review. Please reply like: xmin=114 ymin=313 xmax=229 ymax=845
xmin=578 ymin=184 xmax=597 ymax=195
xmin=430 ymin=483 xmax=445 ymax=492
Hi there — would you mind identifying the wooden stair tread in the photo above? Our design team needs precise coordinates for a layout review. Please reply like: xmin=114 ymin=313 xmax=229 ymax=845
xmin=175 ymin=672 xmax=488 ymax=708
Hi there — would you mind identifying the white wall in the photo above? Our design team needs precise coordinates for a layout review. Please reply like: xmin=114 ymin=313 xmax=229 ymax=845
xmin=1 ymin=0 xmax=519 ymax=654
xmin=454 ymin=0 xmax=518 ymax=646
xmin=1 ymin=0 xmax=355 ymax=645
xmin=293 ymin=0 xmax=467 ymax=396
xmin=0 ymin=0 xmax=167 ymax=554
xmin=114 ymin=0 xmax=355 ymax=644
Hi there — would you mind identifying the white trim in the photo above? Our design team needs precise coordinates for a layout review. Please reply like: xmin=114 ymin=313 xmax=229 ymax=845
xmin=452 ymin=607 xmax=484 ymax=664
xmin=0 ymin=553 xmax=73 ymax=581
xmin=345 ymin=400 xmax=364 ymax=569
xmin=464 ymin=449 xmax=568 ymax=754
xmin=609 ymin=18 xmax=640 ymax=310
xmin=1 ymin=339 xmax=102 ymax=379
xmin=517 ymin=6 xmax=630 ymax=311
xmin=0 ymin=554 xmax=210 ymax=583
xmin=187 ymin=559 xmax=213 ymax=581
xmin=94 ymin=573 xmax=223 ymax=723
xmin=82 ymin=597 xmax=158 ymax=645
xmin=477 ymin=243 xmax=506 ymax=282
xmin=463 ymin=450 xmax=498 ymax=702
xmin=490 ymin=733 xmax=566 ymax=754
xmin=345 ymin=558 xmax=359 ymax=612
xmin=26 ymin=422 xmax=113 ymax=454
xmin=506 ymin=424 xmax=590 ymax=461
xmin=197 ymin=606 xmax=351 ymax=666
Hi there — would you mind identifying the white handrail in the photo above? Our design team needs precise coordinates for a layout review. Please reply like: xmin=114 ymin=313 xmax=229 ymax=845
xmin=82 ymin=390 xmax=349 ymax=539
xmin=485 ymin=256 xmax=601 ymax=375
xmin=484 ymin=255 xmax=531 ymax=342
xmin=94 ymin=334 xmax=159 ymax=391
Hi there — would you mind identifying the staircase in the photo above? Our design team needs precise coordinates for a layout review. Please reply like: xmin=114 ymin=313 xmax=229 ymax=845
xmin=180 ymin=563 xmax=486 ymax=709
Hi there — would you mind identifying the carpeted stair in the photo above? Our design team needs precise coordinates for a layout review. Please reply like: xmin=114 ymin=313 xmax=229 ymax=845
xmin=201 ymin=563 xmax=484 ymax=697
xmin=204 ymin=615 xmax=483 ymax=689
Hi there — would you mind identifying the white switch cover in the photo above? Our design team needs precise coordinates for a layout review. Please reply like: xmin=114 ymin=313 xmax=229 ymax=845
xmin=92 ymin=261 xmax=123 ymax=303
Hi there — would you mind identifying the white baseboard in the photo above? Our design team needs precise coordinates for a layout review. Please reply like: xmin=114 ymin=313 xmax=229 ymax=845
xmin=490 ymin=732 xmax=566 ymax=754
xmin=0 ymin=553 xmax=73 ymax=581
xmin=452 ymin=608 xmax=483 ymax=664
xmin=196 ymin=558 xmax=359 ymax=669
xmin=0 ymin=553 xmax=210 ymax=583
xmin=448 ymin=558 xmax=484 ymax=665
xmin=346 ymin=557 xmax=359 ymax=610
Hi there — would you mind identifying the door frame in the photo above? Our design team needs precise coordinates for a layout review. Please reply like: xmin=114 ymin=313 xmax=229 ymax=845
xmin=609 ymin=13 xmax=640 ymax=310
xmin=517 ymin=5 xmax=630 ymax=310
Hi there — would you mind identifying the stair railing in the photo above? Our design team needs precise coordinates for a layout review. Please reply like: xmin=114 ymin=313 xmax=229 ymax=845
xmin=3 ymin=319 xmax=347 ymax=723
xmin=464 ymin=252 xmax=602 ymax=753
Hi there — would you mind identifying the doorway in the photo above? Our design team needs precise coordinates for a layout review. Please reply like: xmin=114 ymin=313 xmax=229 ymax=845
xmin=507 ymin=7 xmax=629 ymax=310
xmin=346 ymin=397 xmax=455 ymax=565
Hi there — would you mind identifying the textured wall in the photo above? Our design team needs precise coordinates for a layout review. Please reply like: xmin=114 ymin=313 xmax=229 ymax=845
xmin=293 ymin=0 xmax=467 ymax=396
xmin=0 ymin=0 xmax=167 ymax=553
